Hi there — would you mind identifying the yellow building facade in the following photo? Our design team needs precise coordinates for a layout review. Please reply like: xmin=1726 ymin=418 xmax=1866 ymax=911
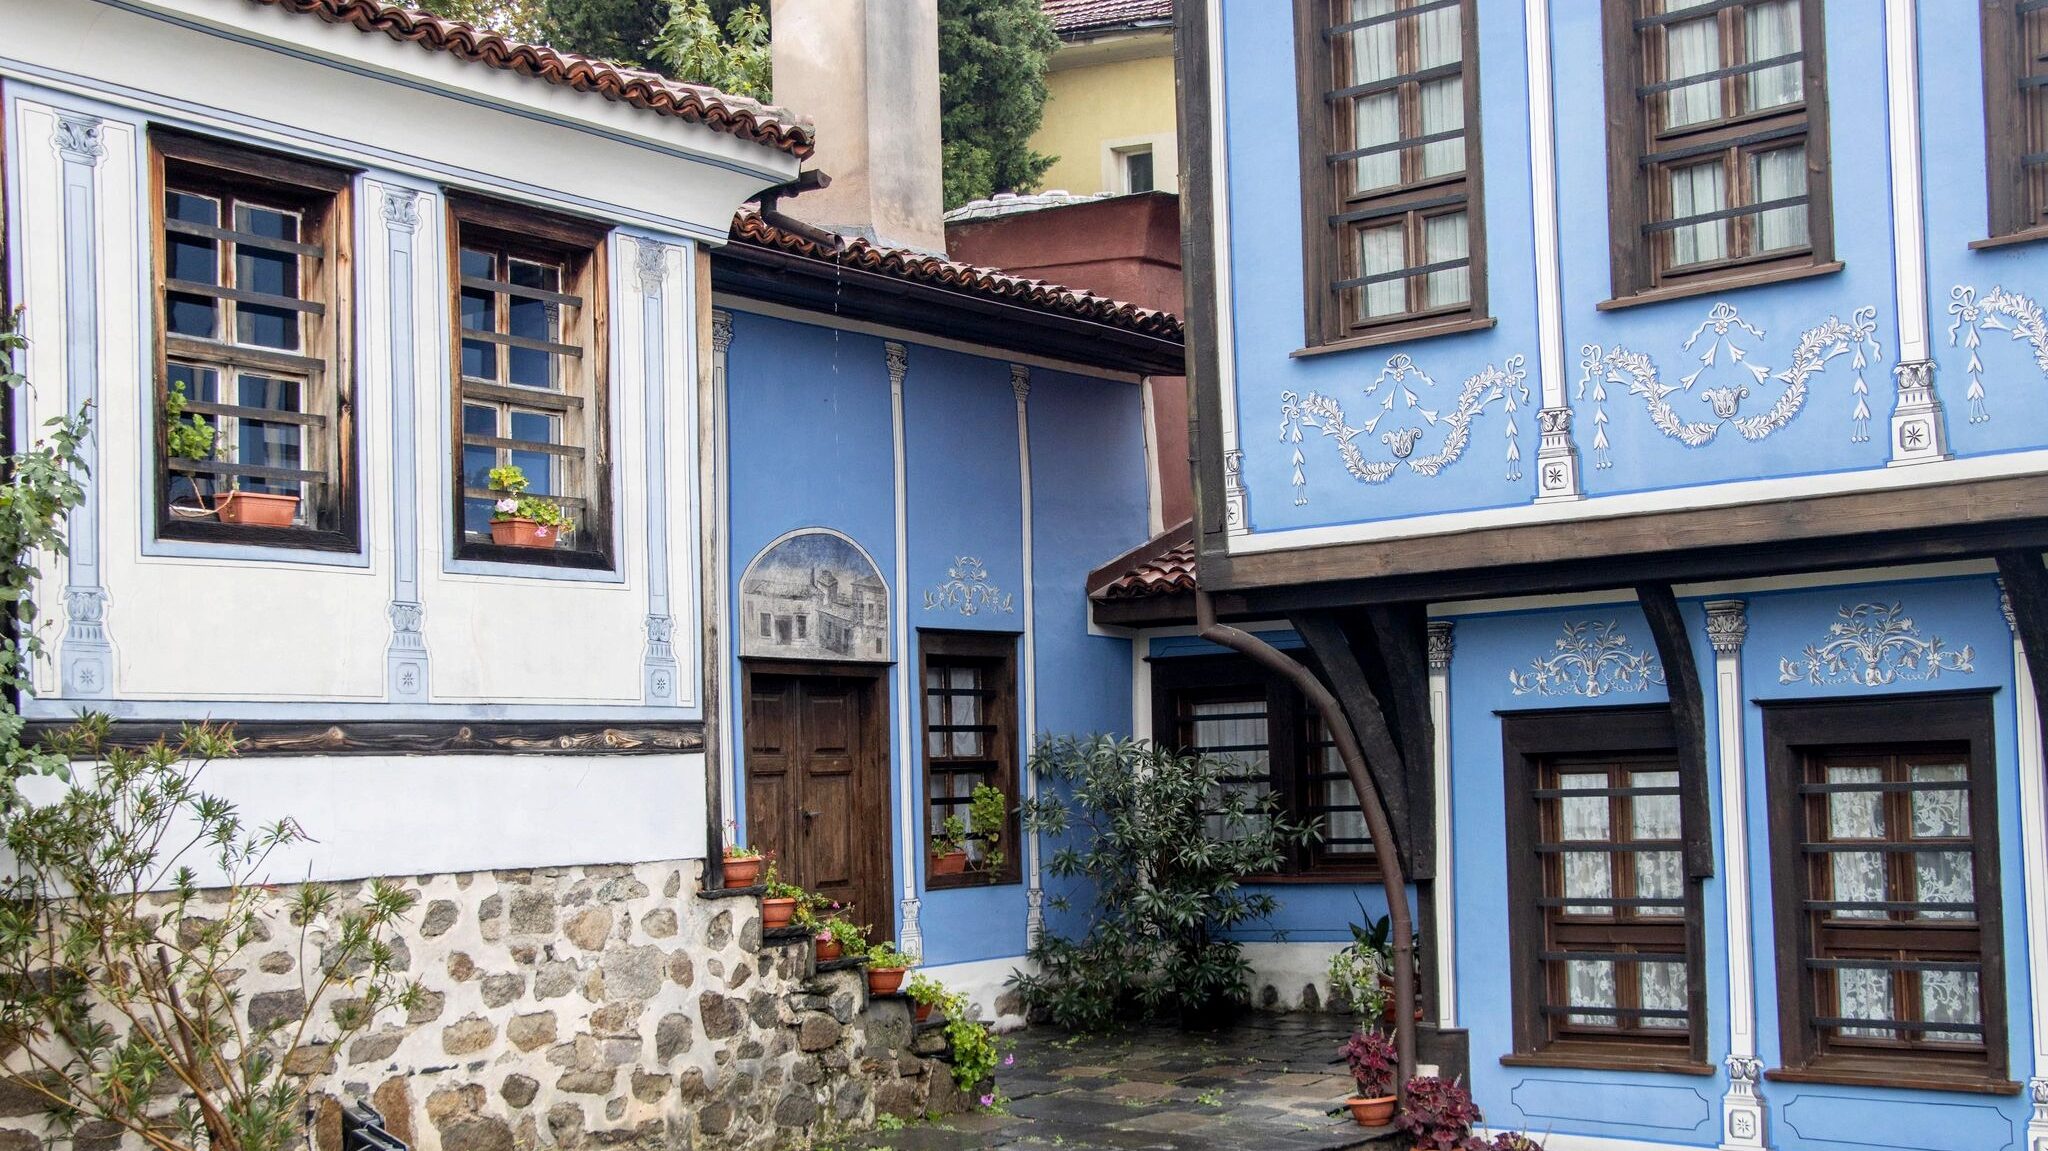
xmin=1030 ymin=11 xmax=1178 ymax=197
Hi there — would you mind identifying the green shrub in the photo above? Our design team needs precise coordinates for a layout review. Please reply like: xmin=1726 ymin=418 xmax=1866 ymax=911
xmin=1013 ymin=735 xmax=1316 ymax=1030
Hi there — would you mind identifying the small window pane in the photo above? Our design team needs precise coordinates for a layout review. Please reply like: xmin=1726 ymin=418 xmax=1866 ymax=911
xmin=1667 ymin=160 xmax=1729 ymax=267
xmin=1661 ymin=9 xmax=1725 ymax=130
xmin=462 ymin=404 xmax=497 ymax=536
xmin=165 ymin=193 xmax=221 ymax=339
xmin=1353 ymin=222 xmax=1406 ymax=319
xmin=1749 ymin=144 xmax=1809 ymax=253
xmin=1566 ymin=958 xmax=1616 ymax=1027
xmin=1834 ymin=966 xmax=1895 ymax=1039
xmin=1743 ymin=0 xmax=1804 ymax=113
xmin=1640 ymin=961 xmax=1689 ymax=1030
xmin=234 ymin=205 xmax=301 ymax=351
xmin=1921 ymin=969 xmax=1982 ymax=1044
xmin=1423 ymin=211 xmax=1470 ymax=308
xmin=1910 ymin=763 xmax=1969 ymax=838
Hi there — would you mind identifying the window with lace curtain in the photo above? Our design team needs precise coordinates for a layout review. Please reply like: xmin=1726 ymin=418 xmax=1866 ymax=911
xmin=1293 ymin=0 xmax=1487 ymax=349
xmin=1979 ymin=0 xmax=2048 ymax=244
xmin=1154 ymin=654 xmax=1379 ymax=878
xmin=1502 ymin=708 xmax=1706 ymax=1073
xmin=1762 ymin=696 xmax=2011 ymax=1093
xmin=1601 ymin=0 xmax=1834 ymax=305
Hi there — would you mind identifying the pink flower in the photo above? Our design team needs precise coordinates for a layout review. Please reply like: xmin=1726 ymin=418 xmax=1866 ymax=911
xmin=495 ymin=498 xmax=518 ymax=514
xmin=978 ymin=1094 xmax=994 ymax=1109
xmin=1003 ymin=1054 xmax=1014 ymax=1066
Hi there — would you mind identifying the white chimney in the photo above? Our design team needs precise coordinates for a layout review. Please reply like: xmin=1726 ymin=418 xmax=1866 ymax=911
xmin=769 ymin=0 xmax=946 ymax=255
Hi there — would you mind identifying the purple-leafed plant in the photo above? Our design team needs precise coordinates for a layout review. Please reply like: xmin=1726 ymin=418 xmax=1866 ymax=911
xmin=1395 ymin=1076 xmax=1485 ymax=1150
xmin=1338 ymin=1028 xmax=1399 ymax=1098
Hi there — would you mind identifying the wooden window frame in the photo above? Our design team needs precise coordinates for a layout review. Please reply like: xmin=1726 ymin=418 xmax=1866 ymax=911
xmin=1979 ymin=0 xmax=2048 ymax=247
xmin=1293 ymin=0 xmax=1489 ymax=352
xmin=1761 ymin=691 xmax=2017 ymax=1096
xmin=1501 ymin=706 xmax=1711 ymax=1075
xmin=1601 ymin=0 xmax=1836 ymax=307
xmin=918 ymin=630 xmax=1024 ymax=889
xmin=149 ymin=132 xmax=358 ymax=552
xmin=447 ymin=195 xmax=614 ymax=571
xmin=1152 ymin=653 xmax=1382 ymax=881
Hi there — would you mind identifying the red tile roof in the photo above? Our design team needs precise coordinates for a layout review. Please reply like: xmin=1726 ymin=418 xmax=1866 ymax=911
xmin=250 ymin=0 xmax=814 ymax=158
xmin=1043 ymin=0 xmax=1175 ymax=37
xmin=729 ymin=207 xmax=1185 ymax=341
xmin=1090 ymin=522 xmax=1197 ymax=600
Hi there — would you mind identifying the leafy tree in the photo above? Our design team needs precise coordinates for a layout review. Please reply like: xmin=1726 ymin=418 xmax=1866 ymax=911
xmin=938 ymin=0 xmax=1061 ymax=209
xmin=536 ymin=0 xmax=669 ymax=64
xmin=654 ymin=0 xmax=772 ymax=100
xmin=412 ymin=0 xmax=550 ymax=43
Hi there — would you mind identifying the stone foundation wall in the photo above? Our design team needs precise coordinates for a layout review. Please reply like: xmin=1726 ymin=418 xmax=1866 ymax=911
xmin=0 ymin=859 xmax=973 ymax=1151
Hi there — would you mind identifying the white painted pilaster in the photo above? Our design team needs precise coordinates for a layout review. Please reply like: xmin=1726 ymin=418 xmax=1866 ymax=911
xmin=1705 ymin=600 xmax=1767 ymax=1151
xmin=1883 ymin=0 xmax=1949 ymax=466
xmin=1427 ymin=620 xmax=1457 ymax=1028
xmin=888 ymin=341 xmax=922 ymax=958
xmin=53 ymin=110 xmax=113 ymax=697
xmin=711 ymin=310 xmax=737 ymax=829
xmin=2001 ymin=586 xmax=2048 ymax=1150
xmin=1523 ymin=0 xmax=1579 ymax=503
xmin=1014 ymin=364 xmax=1044 ymax=946
xmin=381 ymin=186 xmax=429 ymax=701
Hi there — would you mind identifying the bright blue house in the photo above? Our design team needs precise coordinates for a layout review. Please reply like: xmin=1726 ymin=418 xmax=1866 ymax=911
xmin=1091 ymin=1 xmax=2048 ymax=1148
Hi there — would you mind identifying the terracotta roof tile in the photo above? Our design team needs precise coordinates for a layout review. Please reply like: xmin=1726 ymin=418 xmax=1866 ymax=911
xmin=1043 ymin=0 xmax=1175 ymax=36
xmin=730 ymin=207 xmax=1184 ymax=340
xmin=1093 ymin=537 xmax=1196 ymax=599
xmin=249 ymin=0 xmax=813 ymax=158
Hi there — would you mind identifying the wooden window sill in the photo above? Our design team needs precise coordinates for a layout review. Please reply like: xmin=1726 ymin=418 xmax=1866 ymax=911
xmin=1293 ymin=315 xmax=1496 ymax=358
xmin=1598 ymin=261 xmax=1843 ymax=312
xmin=1969 ymin=226 xmax=2048 ymax=252
xmin=1501 ymin=1051 xmax=1711 ymax=1076
xmin=159 ymin=518 xmax=360 ymax=554
xmin=1764 ymin=1064 xmax=2020 ymax=1096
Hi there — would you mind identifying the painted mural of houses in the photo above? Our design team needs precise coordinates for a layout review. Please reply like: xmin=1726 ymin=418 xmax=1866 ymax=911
xmin=739 ymin=531 xmax=892 ymax=661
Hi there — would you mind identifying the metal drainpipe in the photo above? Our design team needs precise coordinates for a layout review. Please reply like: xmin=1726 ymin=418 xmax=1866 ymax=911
xmin=1195 ymin=591 xmax=1418 ymax=1100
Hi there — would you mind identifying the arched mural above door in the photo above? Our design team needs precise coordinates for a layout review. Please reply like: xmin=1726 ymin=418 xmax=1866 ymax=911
xmin=739 ymin=529 xmax=892 ymax=663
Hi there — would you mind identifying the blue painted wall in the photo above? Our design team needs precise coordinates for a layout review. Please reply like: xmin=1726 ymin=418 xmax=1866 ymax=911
xmin=723 ymin=309 xmax=1150 ymax=967
xmin=1212 ymin=0 xmax=2048 ymax=540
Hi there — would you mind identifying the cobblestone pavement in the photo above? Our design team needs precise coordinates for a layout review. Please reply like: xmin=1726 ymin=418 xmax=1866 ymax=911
xmin=851 ymin=1013 xmax=1380 ymax=1151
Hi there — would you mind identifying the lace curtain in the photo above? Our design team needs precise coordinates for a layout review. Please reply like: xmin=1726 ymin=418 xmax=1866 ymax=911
xmin=1557 ymin=771 xmax=1688 ymax=1029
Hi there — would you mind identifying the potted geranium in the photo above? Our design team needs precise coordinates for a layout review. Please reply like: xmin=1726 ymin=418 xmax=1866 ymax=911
xmin=906 ymin=973 xmax=947 ymax=1023
xmin=929 ymin=814 xmax=969 ymax=876
xmin=818 ymin=916 xmax=866 ymax=963
xmin=487 ymin=464 xmax=573 ymax=548
xmin=164 ymin=381 xmax=299 ymax=527
xmin=1340 ymin=1028 xmax=1398 ymax=1127
xmin=760 ymin=859 xmax=803 ymax=930
xmin=864 ymin=942 xmax=916 ymax=996
xmin=722 ymin=822 xmax=763 ymax=886
xmin=968 ymin=783 xmax=1008 ymax=882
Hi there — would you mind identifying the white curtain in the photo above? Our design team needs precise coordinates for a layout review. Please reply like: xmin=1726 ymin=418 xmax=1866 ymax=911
xmin=1355 ymin=222 xmax=1407 ymax=319
xmin=1424 ymin=211 xmax=1469 ymax=309
xmin=1663 ymin=1 xmax=1724 ymax=130
xmin=1417 ymin=3 xmax=1465 ymax=179
xmin=1745 ymin=0 xmax=1803 ymax=112
xmin=1349 ymin=0 xmax=1400 ymax=194
xmin=1750 ymin=145 xmax=1809 ymax=253
xmin=1558 ymin=772 xmax=1612 ymax=907
xmin=1191 ymin=699 xmax=1271 ymax=842
xmin=1668 ymin=160 xmax=1729 ymax=266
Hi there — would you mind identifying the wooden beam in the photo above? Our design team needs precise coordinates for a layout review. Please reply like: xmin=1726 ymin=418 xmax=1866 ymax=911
xmin=1289 ymin=609 xmax=1412 ymax=869
xmin=1362 ymin=605 xmax=1436 ymax=879
xmin=1633 ymin=583 xmax=1715 ymax=880
xmin=1996 ymin=550 xmax=2048 ymax=741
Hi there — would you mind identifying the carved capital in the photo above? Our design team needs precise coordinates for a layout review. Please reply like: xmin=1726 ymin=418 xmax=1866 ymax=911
xmin=1704 ymin=599 xmax=1749 ymax=654
xmin=635 ymin=238 xmax=671 ymax=296
xmin=380 ymin=188 xmax=421 ymax=233
xmin=1010 ymin=363 xmax=1030 ymax=404
xmin=1727 ymin=1055 xmax=1765 ymax=1084
xmin=52 ymin=114 xmax=106 ymax=165
xmin=2001 ymin=579 xmax=2018 ymax=636
xmin=1427 ymin=620 xmax=1455 ymax=673
xmin=1893 ymin=358 xmax=1935 ymax=396
xmin=2029 ymin=1075 xmax=2048 ymax=1105
xmin=711 ymin=309 xmax=734 ymax=354
xmin=1222 ymin=449 xmax=1247 ymax=533
xmin=884 ymin=341 xmax=908 ymax=388
xmin=1537 ymin=407 xmax=1572 ymax=435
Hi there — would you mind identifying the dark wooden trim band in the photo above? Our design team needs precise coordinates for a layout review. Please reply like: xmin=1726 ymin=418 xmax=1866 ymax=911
xmin=25 ymin=718 xmax=706 ymax=757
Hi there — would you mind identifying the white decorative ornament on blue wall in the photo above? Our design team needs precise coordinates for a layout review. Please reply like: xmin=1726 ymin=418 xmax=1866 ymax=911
xmin=1508 ymin=620 xmax=1666 ymax=698
xmin=1576 ymin=302 xmax=1881 ymax=468
xmin=1946 ymin=284 xmax=2047 ymax=424
xmin=1777 ymin=602 xmax=1975 ymax=687
xmin=924 ymin=556 xmax=1014 ymax=616
xmin=1278 ymin=353 xmax=1529 ymax=505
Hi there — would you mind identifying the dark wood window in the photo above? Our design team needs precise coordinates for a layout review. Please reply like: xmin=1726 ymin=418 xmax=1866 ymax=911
xmin=1502 ymin=707 xmax=1707 ymax=1074
xmin=151 ymin=133 xmax=356 ymax=550
xmin=1294 ymin=0 xmax=1487 ymax=349
xmin=1762 ymin=694 xmax=2012 ymax=1094
xmin=1981 ymin=0 xmax=2048 ymax=244
xmin=1602 ymin=0 xmax=1834 ymax=305
xmin=919 ymin=631 xmax=1022 ymax=888
xmin=1153 ymin=654 xmax=1378 ymax=878
xmin=449 ymin=196 xmax=612 ymax=569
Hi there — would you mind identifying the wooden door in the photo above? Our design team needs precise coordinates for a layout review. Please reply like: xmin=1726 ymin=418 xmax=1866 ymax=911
xmin=744 ymin=672 xmax=892 ymax=941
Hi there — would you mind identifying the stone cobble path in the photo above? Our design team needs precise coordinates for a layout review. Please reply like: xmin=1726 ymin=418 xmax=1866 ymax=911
xmin=850 ymin=1014 xmax=1380 ymax=1151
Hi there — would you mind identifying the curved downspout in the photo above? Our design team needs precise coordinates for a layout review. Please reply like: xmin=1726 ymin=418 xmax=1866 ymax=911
xmin=1195 ymin=591 xmax=1417 ymax=1100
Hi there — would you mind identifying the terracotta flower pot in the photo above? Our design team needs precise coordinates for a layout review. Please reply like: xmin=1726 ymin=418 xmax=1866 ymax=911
xmin=491 ymin=517 xmax=557 ymax=548
xmin=214 ymin=490 xmax=299 ymax=527
xmin=930 ymin=850 xmax=968 ymax=876
xmin=815 ymin=934 xmax=842 ymax=962
xmin=722 ymin=854 xmax=762 ymax=887
xmin=868 ymin=966 xmax=907 ymax=996
xmin=761 ymin=896 xmax=797 ymax=930
xmin=914 ymin=1001 xmax=933 ymax=1023
xmin=1346 ymin=1095 xmax=1396 ymax=1127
